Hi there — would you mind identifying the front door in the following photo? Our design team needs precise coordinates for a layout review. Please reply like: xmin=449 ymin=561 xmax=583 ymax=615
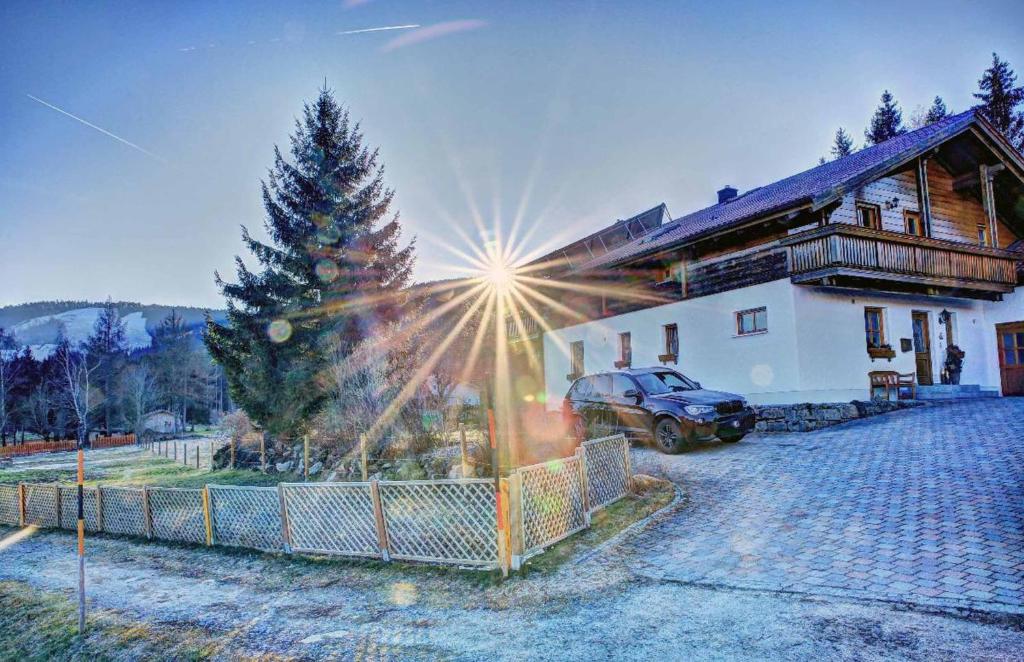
xmin=997 ymin=322 xmax=1024 ymax=396
xmin=912 ymin=312 xmax=933 ymax=385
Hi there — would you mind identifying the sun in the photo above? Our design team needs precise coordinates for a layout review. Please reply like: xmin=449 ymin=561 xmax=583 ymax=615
xmin=482 ymin=254 xmax=518 ymax=294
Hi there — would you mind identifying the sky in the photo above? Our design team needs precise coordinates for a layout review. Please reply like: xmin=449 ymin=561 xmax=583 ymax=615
xmin=1 ymin=0 xmax=1022 ymax=309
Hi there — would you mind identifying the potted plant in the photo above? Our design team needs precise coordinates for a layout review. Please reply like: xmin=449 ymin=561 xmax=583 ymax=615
xmin=944 ymin=344 xmax=965 ymax=385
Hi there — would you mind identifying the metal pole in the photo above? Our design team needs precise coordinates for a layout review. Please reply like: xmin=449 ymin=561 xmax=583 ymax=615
xmin=303 ymin=435 xmax=309 ymax=482
xmin=76 ymin=431 xmax=86 ymax=634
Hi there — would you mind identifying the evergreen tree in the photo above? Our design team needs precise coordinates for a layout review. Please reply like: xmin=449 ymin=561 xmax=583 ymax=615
xmin=924 ymin=96 xmax=949 ymax=124
xmin=206 ymin=87 xmax=414 ymax=440
xmin=974 ymin=53 xmax=1024 ymax=149
xmin=84 ymin=299 xmax=127 ymax=432
xmin=865 ymin=90 xmax=907 ymax=145
xmin=830 ymin=127 xmax=855 ymax=160
xmin=151 ymin=311 xmax=197 ymax=433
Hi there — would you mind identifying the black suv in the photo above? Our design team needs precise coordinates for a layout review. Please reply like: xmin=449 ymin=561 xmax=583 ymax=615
xmin=562 ymin=367 xmax=756 ymax=454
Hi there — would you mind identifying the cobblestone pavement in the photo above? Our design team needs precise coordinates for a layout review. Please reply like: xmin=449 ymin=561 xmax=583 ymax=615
xmin=629 ymin=399 xmax=1024 ymax=613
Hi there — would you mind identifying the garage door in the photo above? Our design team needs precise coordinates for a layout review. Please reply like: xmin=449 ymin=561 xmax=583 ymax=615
xmin=997 ymin=322 xmax=1024 ymax=396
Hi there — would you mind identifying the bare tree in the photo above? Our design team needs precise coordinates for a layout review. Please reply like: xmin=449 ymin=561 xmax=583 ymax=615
xmin=0 ymin=329 xmax=21 ymax=445
xmin=54 ymin=336 xmax=99 ymax=444
xmin=120 ymin=363 xmax=156 ymax=438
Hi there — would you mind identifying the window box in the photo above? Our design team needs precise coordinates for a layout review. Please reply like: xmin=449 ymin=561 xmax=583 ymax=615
xmin=613 ymin=359 xmax=631 ymax=369
xmin=867 ymin=346 xmax=896 ymax=361
xmin=658 ymin=353 xmax=678 ymax=364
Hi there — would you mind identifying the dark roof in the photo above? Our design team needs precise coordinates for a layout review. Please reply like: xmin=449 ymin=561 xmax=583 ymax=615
xmin=525 ymin=203 xmax=669 ymax=270
xmin=578 ymin=109 xmax=982 ymax=271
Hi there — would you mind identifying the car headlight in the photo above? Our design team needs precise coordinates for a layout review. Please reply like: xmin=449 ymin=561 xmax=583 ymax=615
xmin=684 ymin=405 xmax=716 ymax=416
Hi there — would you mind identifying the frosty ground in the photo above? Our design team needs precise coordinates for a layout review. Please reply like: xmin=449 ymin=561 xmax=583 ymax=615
xmin=3 ymin=402 xmax=1024 ymax=660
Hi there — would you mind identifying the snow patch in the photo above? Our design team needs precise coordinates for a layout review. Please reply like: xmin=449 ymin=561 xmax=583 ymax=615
xmin=11 ymin=307 xmax=152 ymax=358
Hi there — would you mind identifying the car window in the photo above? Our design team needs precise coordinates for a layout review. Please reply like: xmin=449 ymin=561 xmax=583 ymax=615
xmin=590 ymin=374 xmax=612 ymax=397
xmin=569 ymin=378 xmax=593 ymax=399
xmin=634 ymin=371 xmax=698 ymax=394
xmin=610 ymin=374 xmax=635 ymax=397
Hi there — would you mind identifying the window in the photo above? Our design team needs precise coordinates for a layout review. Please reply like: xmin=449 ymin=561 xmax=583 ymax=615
xmin=615 ymin=332 xmax=632 ymax=368
xmin=735 ymin=307 xmax=767 ymax=336
xmin=569 ymin=341 xmax=584 ymax=380
xmin=864 ymin=307 xmax=885 ymax=349
xmin=610 ymin=374 xmax=636 ymax=399
xmin=856 ymin=202 xmax=882 ymax=230
xmin=634 ymin=371 xmax=699 ymax=394
xmin=978 ymin=224 xmax=991 ymax=247
xmin=661 ymin=323 xmax=679 ymax=361
xmin=589 ymin=373 xmax=612 ymax=396
xmin=904 ymin=210 xmax=925 ymax=237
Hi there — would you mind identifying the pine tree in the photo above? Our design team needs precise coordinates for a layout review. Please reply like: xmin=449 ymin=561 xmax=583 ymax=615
xmin=865 ymin=90 xmax=907 ymax=145
xmin=206 ymin=87 xmax=414 ymax=440
xmin=924 ymin=96 xmax=948 ymax=124
xmin=152 ymin=311 xmax=194 ymax=433
xmin=974 ymin=53 xmax=1024 ymax=150
xmin=84 ymin=299 xmax=127 ymax=432
xmin=830 ymin=128 xmax=855 ymax=160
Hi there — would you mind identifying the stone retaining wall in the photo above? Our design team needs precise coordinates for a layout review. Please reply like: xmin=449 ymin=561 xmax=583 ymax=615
xmin=752 ymin=400 xmax=925 ymax=433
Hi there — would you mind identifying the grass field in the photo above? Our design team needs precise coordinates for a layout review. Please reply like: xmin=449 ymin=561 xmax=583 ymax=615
xmin=0 ymin=445 xmax=285 ymax=488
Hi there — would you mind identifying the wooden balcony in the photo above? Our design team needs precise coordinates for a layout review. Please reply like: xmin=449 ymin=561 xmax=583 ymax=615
xmin=505 ymin=313 xmax=542 ymax=343
xmin=781 ymin=224 xmax=1020 ymax=296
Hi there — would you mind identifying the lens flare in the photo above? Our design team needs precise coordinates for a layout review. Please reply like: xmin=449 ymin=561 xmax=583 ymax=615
xmin=268 ymin=319 xmax=293 ymax=343
xmin=315 ymin=259 xmax=340 ymax=283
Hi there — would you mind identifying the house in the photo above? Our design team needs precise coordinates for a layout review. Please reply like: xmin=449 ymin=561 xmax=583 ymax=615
xmin=142 ymin=410 xmax=177 ymax=434
xmin=508 ymin=110 xmax=1024 ymax=405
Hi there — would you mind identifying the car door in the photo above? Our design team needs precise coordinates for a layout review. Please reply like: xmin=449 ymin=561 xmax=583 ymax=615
xmin=609 ymin=373 xmax=649 ymax=436
xmin=586 ymin=374 xmax=615 ymax=436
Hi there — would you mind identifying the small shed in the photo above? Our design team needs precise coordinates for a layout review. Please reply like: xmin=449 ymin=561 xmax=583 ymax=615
xmin=142 ymin=410 xmax=177 ymax=434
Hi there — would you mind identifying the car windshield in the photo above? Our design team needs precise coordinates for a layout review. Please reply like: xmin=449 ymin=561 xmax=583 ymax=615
xmin=634 ymin=371 xmax=699 ymax=394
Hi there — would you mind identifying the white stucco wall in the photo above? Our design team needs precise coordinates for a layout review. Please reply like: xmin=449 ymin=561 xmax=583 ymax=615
xmin=543 ymin=279 xmax=803 ymax=406
xmin=542 ymin=279 xmax=1024 ymax=406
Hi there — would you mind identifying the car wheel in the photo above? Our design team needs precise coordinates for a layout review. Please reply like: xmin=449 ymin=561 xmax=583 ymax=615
xmin=653 ymin=418 xmax=689 ymax=454
xmin=719 ymin=432 xmax=745 ymax=443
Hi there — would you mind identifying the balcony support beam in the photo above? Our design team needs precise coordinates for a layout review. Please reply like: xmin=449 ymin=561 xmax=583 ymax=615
xmin=916 ymin=157 xmax=933 ymax=237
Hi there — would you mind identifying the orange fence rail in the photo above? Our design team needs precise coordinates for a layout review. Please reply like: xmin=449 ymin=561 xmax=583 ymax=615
xmin=91 ymin=434 xmax=137 ymax=450
xmin=0 ymin=439 xmax=76 ymax=458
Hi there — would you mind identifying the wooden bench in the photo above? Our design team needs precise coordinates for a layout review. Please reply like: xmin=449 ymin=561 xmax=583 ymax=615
xmin=869 ymin=371 xmax=916 ymax=400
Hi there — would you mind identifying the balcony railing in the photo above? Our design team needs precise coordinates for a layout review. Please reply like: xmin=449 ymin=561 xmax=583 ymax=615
xmin=505 ymin=313 xmax=542 ymax=343
xmin=781 ymin=224 xmax=1020 ymax=294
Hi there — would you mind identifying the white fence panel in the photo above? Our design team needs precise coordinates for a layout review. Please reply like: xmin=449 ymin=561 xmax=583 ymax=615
xmin=24 ymin=483 xmax=60 ymax=528
xmin=208 ymin=485 xmax=283 ymax=551
xmin=582 ymin=434 xmax=631 ymax=511
xmin=516 ymin=456 xmax=587 ymax=558
xmin=378 ymin=480 xmax=498 ymax=568
xmin=280 ymin=483 xmax=379 ymax=558
xmin=100 ymin=486 xmax=147 ymax=537
xmin=0 ymin=485 xmax=20 ymax=526
xmin=149 ymin=487 xmax=206 ymax=544
xmin=59 ymin=486 xmax=101 ymax=532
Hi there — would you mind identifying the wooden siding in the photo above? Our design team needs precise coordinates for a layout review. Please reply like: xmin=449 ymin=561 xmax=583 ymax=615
xmin=829 ymin=161 xmax=1018 ymax=247
xmin=684 ymin=249 xmax=788 ymax=299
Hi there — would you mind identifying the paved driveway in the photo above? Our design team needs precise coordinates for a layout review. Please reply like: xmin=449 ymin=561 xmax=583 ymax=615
xmin=629 ymin=399 xmax=1024 ymax=613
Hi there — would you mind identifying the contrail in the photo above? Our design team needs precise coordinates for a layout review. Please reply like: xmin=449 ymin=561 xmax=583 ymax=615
xmin=339 ymin=24 xmax=420 ymax=35
xmin=26 ymin=94 xmax=166 ymax=163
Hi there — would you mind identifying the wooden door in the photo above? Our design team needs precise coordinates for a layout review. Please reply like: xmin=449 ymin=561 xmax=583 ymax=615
xmin=912 ymin=312 xmax=933 ymax=385
xmin=997 ymin=322 xmax=1024 ymax=396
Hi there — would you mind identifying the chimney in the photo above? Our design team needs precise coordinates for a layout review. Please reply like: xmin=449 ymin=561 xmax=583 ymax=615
xmin=717 ymin=185 xmax=738 ymax=204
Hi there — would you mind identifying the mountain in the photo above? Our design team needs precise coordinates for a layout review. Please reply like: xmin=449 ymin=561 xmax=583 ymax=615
xmin=0 ymin=301 xmax=227 ymax=359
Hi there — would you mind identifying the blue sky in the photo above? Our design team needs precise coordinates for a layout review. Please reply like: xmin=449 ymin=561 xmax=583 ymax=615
xmin=2 ymin=0 xmax=1022 ymax=308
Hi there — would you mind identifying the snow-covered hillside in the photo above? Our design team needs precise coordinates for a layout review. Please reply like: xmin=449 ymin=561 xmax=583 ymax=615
xmin=12 ymin=307 xmax=152 ymax=359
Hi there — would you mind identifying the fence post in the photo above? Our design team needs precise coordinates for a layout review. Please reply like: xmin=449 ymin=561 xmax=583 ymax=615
xmin=96 ymin=486 xmax=104 ymax=532
xmin=369 ymin=479 xmax=391 ymax=561
xmin=17 ymin=483 xmax=25 ymax=527
xmin=360 ymin=434 xmax=368 ymax=481
xmin=622 ymin=435 xmax=633 ymax=493
xmin=506 ymin=472 xmax=525 ymax=571
xmin=173 ymin=442 xmax=177 ymax=462
xmin=576 ymin=447 xmax=591 ymax=526
xmin=142 ymin=486 xmax=153 ymax=539
xmin=500 ymin=477 xmax=516 ymax=572
xmin=276 ymin=484 xmax=292 ymax=553
xmin=201 ymin=486 xmax=214 ymax=546
xmin=54 ymin=483 xmax=62 ymax=529
xmin=230 ymin=435 xmax=236 ymax=469
xmin=260 ymin=434 xmax=266 ymax=473
xmin=459 ymin=426 xmax=470 ymax=478
xmin=195 ymin=446 xmax=199 ymax=470
xmin=184 ymin=443 xmax=188 ymax=466
xmin=303 ymin=435 xmax=309 ymax=482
